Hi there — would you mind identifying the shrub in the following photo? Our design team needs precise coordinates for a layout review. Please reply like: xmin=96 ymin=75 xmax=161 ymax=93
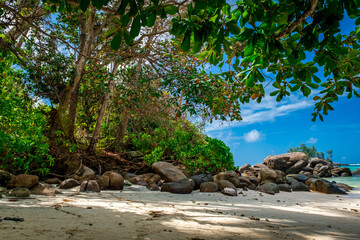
xmin=130 ymin=120 xmax=235 ymax=174
xmin=0 ymin=57 xmax=53 ymax=175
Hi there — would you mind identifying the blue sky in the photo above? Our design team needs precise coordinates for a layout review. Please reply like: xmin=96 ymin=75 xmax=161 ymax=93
xmin=204 ymin=11 xmax=360 ymax=167
xmin=205 ymin=92 xmax=360 ymax=166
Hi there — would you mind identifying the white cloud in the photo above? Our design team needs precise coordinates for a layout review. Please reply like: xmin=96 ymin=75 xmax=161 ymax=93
xmin=205 ymin=92 xmax=313 ymax=132
xmin=306 ymin=137 xmax=318 ymax=144
xmin=243 ymin=129 xmax=264 ymax=143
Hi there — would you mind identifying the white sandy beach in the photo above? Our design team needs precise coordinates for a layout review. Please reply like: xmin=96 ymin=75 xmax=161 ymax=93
xmin=1 ymin=185 xmax=360 ymax=240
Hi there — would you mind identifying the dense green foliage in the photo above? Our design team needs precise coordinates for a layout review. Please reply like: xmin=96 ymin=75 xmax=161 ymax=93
xmin=288 ymin=144 xmax=333 ymax=162
xmin=0 ymin=54 xmax=53 ymax=175
xmin=0 ymin=0 xmax=359 ymax=175
xmin=128 ymin=120 xmax=234 ymax=174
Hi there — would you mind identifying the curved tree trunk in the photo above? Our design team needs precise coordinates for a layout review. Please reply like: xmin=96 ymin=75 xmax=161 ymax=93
xmin=88 ymin=62 xmax=120 ymax=153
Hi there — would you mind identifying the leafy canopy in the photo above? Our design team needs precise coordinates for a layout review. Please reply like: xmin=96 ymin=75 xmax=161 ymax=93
xmin=76 ymin=0 xmax=360 ymax=121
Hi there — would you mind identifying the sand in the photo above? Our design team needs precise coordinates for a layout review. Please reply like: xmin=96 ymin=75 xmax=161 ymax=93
xmin=1 ymin=185 xmax=360 ymax=240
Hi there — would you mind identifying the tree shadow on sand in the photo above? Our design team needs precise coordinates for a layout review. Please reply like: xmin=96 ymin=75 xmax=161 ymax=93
xmin=0 ymin=187 xmax=359 ymax=240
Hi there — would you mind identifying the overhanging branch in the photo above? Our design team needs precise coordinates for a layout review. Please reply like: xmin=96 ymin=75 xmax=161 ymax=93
xmin=273 ymin=0 xmax=319 ymax=40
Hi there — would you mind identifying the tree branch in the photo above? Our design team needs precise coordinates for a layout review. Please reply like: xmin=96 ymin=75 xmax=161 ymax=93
xmin=274 ymin=0 xmax=319 ymax=40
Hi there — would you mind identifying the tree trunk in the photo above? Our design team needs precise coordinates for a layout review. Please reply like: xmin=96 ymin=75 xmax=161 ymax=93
xmin=110 ymin=58 xmax=144 ymax=149
xmin=56 ymin=11 xmax=96 ymax=139
xmin=67 ymin=80 xmax=81 ymax=143
xmin=88 ymin=62 xmax=120 ymax=153
xmin=66 ymin=16 xmax=86 ymax=143
xmin=111 ymin=113 xmax=130 ymax=149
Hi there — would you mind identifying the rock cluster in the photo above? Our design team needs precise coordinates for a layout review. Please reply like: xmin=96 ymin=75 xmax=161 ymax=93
xmin=262 ymin=152 xmax=352 ymax=178
xmin=0 ymin=154 xmax=355 ymax=199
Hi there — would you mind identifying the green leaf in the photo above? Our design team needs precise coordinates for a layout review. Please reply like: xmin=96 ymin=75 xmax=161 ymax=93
xmin=130 ymin=15 xmax=141 ymax=38
xmin=244 ymin=0 xmax=255 ymax=7
xmin=290 ymin=33 xmax=301 ymax=41
xmin=226 ymin=21 xmax=241 ymax=35
xmin=244 ymin=42 xmax=254 ymax=56
xmin=301 ymin=85 xmax=311 ymax=97
xmin=80 ymin=0 xmax=90 ymax=11
xmin=275 ymin=14 xmax=287 ymax=25
xmin=111 ymin=32 xmax=122 ymax=50
xmin=123 ymin=29 xmax=133 ymax=45
xmin=273 ymin=81 xmax=281 ymax=89
xmin=198 ymin=51 xmax=209 ymax=60
xmin=312 ymin=74 xmax=321 ymax=83
xmin=164 ymin=5 xmax=178 ymax=15
xmin=355 ymin=17 xmax=360 ymax=26
xmin=307 ymin=82 xmax=319 ymax=89
xmin=246 ymin=72 xmax=255 ymax=87
xmin=181 ymin=30 xmax=191 ymax=52
xmin=270 ymin=90 xmax=280 ymax=96
xmin=118 ymin=0 xmax=129 ymax=15
xmin=147 ymin=12 xmax=156 ymax=27
xmin=129 ymin=0 xmax=138 ymax=17
xmin=58 ymin=0 xmax=65 ymax=12
xmin=120 ymin=13 xmax=130 ymax=26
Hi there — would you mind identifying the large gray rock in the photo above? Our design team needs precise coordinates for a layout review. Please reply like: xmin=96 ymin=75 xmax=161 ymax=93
xmin=59 ymin=178 xmax=80 ymax=189
xmin=7 ymin=174 xmax=39 ymax=189
xmin=190 ymin=173 xmax=213 ymax=189
xmin=257 ymin=183 xmax=280 ymax=195
xmin=31 ymin=183 xmax=56 ymax=196
xmin=278 ymin=184 xmax=292 ymax=192
xmin=80 ymin=180 xmax=100 ymax=192
xmin=221 ymin=187 xmax=238 ymax=196
xmin=0 ymin=170 xmax=13 ymax=187
xmin=290 ymin=182 xmax=310 ymax=191
xmin=129 ymin=173 xmax=161 ymax=186
xmin=286 ymin=176 xmax=298 ymax=185
xmin=239 ymin=164 xmax=251 ymax=173
xmin=274 ymin=170 xmax=286 ymax=184
xmin=263 ymin=152 xmax=308 ymax=172
xmin=238 ymin=176 xmax=252 ymax=186
xmin=74 ymin=165 xmax=96 ymax=181
xmin=146 ymin=182 xmax=160 ymax=191
xmin=258 ymin=168 xmax=277 ymax=183
xmin=307 ymin=178 xmax=347 ymax=194
xmin=214 ymin=171 xmax=240 ymax=187
xmin=314 ymin=164 xmax=332 ymax=177
xmin=6 ymin=187 xmax=30 ymax=198
xmin=308 ymin=158 xmax=330 ymax=168
xmin=152 ymin=162 xmax=186 ymax=182
xmin=45 ymin=178 xmax=61 ymax=185
xmin=200 ymin=182 xmax=219 ymax=192
xmin=99 ymin=171 xmax=124 ymax=190
xmin=161 ymin=178 xmax=194 ymax=194
xmin=334 ymin=182 xmax=353 ymax=192
xmin=352 ymin=168 xmax=360 ymax=176
xmin=285 ymin=160 xmax=307 ymax=174
xmin=216 ymin=180 xmax=236 ymax=190
xmin=286 ymin=174 xmax=309 ymax=183
xmin=331 ymin=167 xmax=352 ymax=177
